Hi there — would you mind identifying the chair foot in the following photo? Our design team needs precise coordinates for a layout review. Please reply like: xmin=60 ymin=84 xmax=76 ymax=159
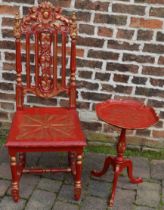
xmin=91 ymin=156 xmax=113 ymax=177
xmin=74 ymin=153 xmax=83 ymax=201
xmin=74 ymin=184 xmax=81 ymax=200
xmin=12 ymin=187 xmax=19 ymax=202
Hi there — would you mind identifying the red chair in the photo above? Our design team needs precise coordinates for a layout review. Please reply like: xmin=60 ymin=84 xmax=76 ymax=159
xmin=5 ymin=1 xmax=86 ymax=202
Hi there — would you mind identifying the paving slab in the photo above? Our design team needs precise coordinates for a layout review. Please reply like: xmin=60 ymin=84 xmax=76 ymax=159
xmin=162 ymin=184 xmax=164 ymax=210
xmin=80 ymin=196 xmax=107 ymax=210
xmin=39 ymin=152 xmax=68 ymax=181
xmin=129 ymin=157 xmax=150 ymax=179
xmin=21 ymin=174 xmax=40 ymax=186
xmin=37 ymin=178 xmax=62 ymax=193
xmin=132 ymin=206 xmax=155 ymax=210
xmin=0 ymin=179 xmax=10 ymax=197
xmin=57 ymin=184 xmax=77 ymax=202
xmin=0 ymin=196 xmax=26 ymax=210
xmin=117 ymin=176 xmax=138 ymax=190
xmin=136 ymin=181 xmax=161 ymax=208
xmin=26 ymin=152 xmax=42 ymax=167
xmin=25 ymin=189 xmax=56 ymax=210
xmin=162 ymin=185 xmax=164 ymax=204
xmin=150 ymin=160 xmax=164 ymax=180
xmin=52 ymin=201 xmax=79 ymax=210
xmin=39 ymin=152 xmax=68 ymax=168
xmin=0 ymin=163 xmax=11 ymax=180
xmin=88 ymin=179 xmax=111 ymax=199
xmin=85 ymin=152 xmax=114 ymax=182
xmin=0 ymin=147 xmax=8 ymax=164
xmin=108 ymin=188 xmax=136 ymax=210
xmin=7 ymin=174 xmax=41 ymax=199
xmin=12 ymin=174 xmax=41 ymax=199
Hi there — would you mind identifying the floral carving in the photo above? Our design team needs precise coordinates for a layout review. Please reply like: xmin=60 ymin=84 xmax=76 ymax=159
xmin=21 ymin=1 xmax=69 ymax=33
xmin=39 ymin=32 xmax=53 ymax=92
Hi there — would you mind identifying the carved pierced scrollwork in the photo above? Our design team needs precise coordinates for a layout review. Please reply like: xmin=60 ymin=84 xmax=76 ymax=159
xmin=21 ymin=1 xmax=69 ymax=33
xmin=39 ymin=32 xmax=53 ymax=92
xmin=15 ymin=2 xmax=77 ymax=99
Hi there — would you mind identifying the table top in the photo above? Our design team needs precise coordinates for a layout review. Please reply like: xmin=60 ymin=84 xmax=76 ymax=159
xmin=96 ymin=99 xmax=159 ymax=129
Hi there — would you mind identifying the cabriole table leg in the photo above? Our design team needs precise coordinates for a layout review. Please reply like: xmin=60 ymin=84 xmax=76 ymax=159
xmin=92 ymin=128 xmax=143 ymax=207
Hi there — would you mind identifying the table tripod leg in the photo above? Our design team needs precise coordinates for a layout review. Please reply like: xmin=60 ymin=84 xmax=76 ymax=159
xmin=108 ymin=169 xmax=119 ymax=207
xmin=91 ymin=156 xmax=113 ymax=177
xmin=126 ymin=160 xmax=143 ymax=184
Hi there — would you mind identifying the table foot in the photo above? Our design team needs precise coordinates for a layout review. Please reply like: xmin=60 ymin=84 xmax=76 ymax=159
xmin=91 ymin=156 xmax=113 ymax=177
xmin=108 ymin=198 xmax=114 ymax=207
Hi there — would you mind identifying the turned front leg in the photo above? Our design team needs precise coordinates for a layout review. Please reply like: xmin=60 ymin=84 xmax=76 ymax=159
xmin=74 ymin=153 xmax=83 ymax=200
xmin=10 ymin=155 xmax=19 ymax=202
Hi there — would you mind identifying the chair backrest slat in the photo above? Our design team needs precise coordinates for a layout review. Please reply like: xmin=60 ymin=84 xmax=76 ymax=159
xmin=53 ymin=30 xmax=58 ymax=91
xmin=34 ymin=32 xmax=39 ymax=88
xmin=26 ymin=33 xmax=31 ymax=88
xmin=61 ymin=32 xmax=66 ymax=89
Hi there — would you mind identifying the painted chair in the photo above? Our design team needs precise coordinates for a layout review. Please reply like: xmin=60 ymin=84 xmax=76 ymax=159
xmin=5 ymin=1 xmax=86 ymax=202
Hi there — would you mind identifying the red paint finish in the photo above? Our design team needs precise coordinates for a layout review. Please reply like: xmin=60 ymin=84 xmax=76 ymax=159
xmin=6 ymin=108 xmax=85 ymax=147
xmin=96 ymin=99 xmax=158 ymax=129
xmin=5 ymin=1 xmax=86 ymax=202
xmin=91 ymin=99 xmax=158 ymax=207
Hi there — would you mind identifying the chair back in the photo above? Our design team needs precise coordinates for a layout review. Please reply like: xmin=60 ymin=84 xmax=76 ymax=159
xmin=14 ymin=1 xmax=77 ymax=110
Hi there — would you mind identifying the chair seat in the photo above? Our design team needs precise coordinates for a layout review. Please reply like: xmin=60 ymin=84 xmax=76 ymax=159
xmin=6 ymin=107 xmax=86 ymax=148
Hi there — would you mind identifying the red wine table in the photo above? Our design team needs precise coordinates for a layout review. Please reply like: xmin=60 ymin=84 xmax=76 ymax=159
xmin=91 ymin=99 xmax=159 ymax=207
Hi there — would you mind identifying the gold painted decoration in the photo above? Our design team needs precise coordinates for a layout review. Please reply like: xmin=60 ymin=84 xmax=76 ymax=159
xmin=39 ymin=32 xmax=53 ymax=92
xmin=14 ymin=12 xmax=21 ymax=38
xmin=16 ymin=112 xmax=76 ymax=140
xmin=21 ymin=1 xmax=69 ymax=33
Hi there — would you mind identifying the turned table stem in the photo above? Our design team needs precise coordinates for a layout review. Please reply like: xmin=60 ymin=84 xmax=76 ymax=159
xmin=116 ymin=128 xmax=126 ymax=162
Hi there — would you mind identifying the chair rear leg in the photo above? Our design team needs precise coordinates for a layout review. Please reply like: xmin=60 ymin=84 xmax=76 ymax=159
xmin=74 ymin=152 xmax=83 ymax=201
xmin=68 ymin=152 xmax=72 ymax=166
xmin=19 ymin=152 xmax=26 ymax=168
xmin=9 ymin=154 xmax=19 ymax=202
xmin=68 ymin=152 xmax=76 ymax=176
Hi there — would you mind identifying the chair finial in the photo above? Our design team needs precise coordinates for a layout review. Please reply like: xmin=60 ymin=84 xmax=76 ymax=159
xmin=70 ymin=12 xmax=77 ymax=40
xmin=14 ymin=11 xmax=21 ymax=38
